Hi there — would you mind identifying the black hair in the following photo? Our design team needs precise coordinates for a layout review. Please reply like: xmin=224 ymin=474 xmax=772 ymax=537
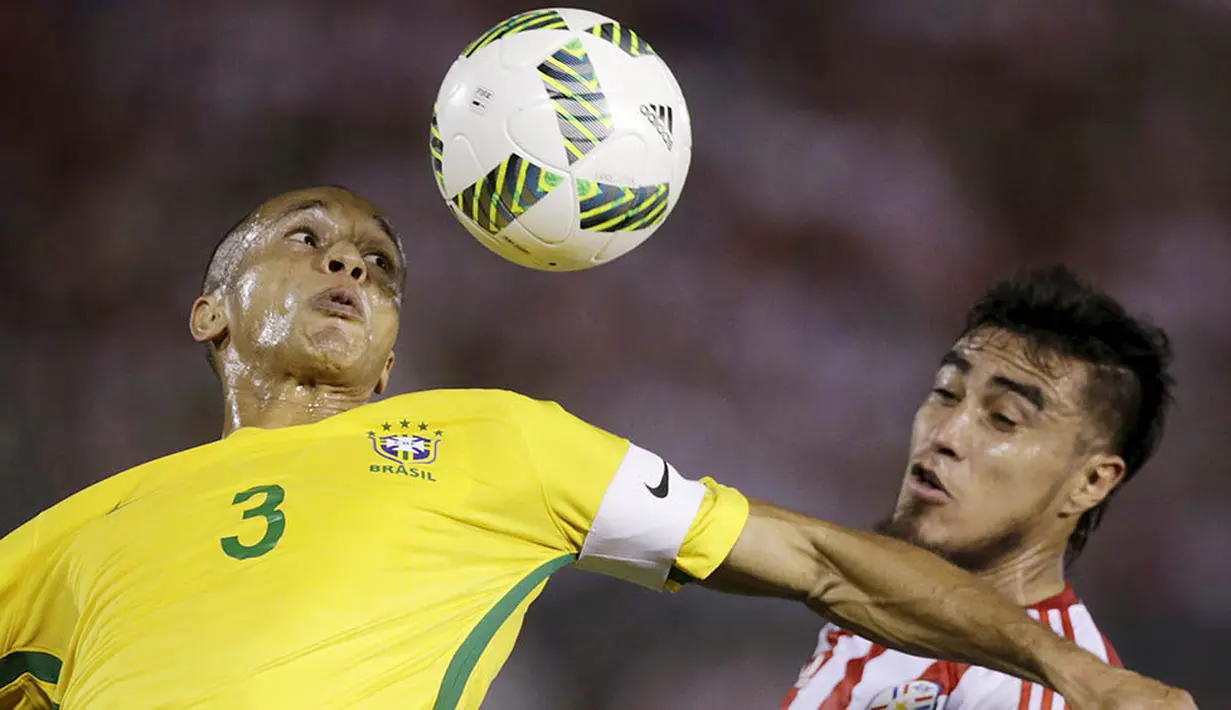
xmin=199 ymin=212 xmax=254 ymax=378
xmin=959 ymin=265 xmax=1174 ymax=566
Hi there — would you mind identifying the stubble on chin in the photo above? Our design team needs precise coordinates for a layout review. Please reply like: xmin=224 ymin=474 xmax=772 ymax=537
xmin=872 ymin=502 xmax=1024 ymax=573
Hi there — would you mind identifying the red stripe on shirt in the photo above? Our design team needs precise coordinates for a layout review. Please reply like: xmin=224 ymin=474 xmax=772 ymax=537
xmin=1018 ymin=679 xmax=1032 ymax=710
xmin=818 ymin=645 xmax=888 ymax=710
xmin=1101 ymin=633 xmax=1123 ymax=668
xmin=916 ymin=659 xmax=972 ymax=695
xmin=1059 ymin=608 xmax=1076 ymax=639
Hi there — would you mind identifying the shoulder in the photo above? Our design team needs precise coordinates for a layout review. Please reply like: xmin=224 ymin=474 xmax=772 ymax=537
xmin=2 ymin=433 xmax=253 ymax=557
xmin=951 ymin=587 xmax=1122 ymax=707
xmin=0 ymin=453 xmax=166 ymax=574
xmin=27 ymin=452 xmax=176 ymax=528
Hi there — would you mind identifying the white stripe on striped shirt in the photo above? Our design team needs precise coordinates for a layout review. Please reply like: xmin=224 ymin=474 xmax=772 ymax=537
xmin=788 ymin=633 xmax=874 ymax=708
xmin=1068 ymin=604 xmax=1110 ymax=663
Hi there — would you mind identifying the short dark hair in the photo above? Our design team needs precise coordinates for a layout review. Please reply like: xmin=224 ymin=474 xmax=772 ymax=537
xmin=959 ymin=265 xmax=1174 ymax=566
xmin=199 ymin=212 xmax=257 ymax=377
xmin=201 ymin=213 xmax=257 ymax=299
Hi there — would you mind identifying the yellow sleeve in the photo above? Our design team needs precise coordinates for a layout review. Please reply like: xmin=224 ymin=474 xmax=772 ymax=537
xmin=0 ymin=518 xmax=69 ymax=709
xmin=672 ymin=477 xmax=749 ymax=586
xmin=0 ymin=470 xmax=140 ymax=707
xmin=511 ymin=396 xmax=749 ymax=588
xmin=509 ymin=396 xmax=627 ymax=551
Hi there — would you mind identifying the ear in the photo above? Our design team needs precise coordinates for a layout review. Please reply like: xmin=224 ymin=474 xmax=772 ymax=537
xmin=1061 ymin=454 xmax=1126 ymax=516
xmin=375 ymin=352 xmax=395 ymax=395
xmin=190 ymin=293 xmax=229 ymax=346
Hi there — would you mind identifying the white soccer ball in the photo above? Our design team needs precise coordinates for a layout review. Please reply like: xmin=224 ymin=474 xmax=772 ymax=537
xmin=430 ymin=8 xmax=692 ymax=271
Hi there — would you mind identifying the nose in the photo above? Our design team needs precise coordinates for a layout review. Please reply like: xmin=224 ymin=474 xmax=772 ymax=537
xmin=930 ymin=404 xmax=972 ymax=462
xmin=321 ymin=242 xmax=367 ymax=284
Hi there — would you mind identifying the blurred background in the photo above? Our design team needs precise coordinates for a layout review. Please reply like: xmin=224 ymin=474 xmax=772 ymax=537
xmin=2 ymin=0 xmax=1229 ymax=706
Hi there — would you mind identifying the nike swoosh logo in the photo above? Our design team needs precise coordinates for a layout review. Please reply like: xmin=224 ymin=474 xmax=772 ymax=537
xmin=645 ymin=460 xmax=670 ymax=498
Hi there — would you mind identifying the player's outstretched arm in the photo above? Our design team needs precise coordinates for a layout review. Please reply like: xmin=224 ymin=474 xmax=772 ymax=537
xmin=701 ymin=499 xmax=1197 ymax=710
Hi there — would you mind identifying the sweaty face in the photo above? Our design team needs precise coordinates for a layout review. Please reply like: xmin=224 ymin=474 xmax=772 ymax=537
xmin=218 ymin=188 xmax=404 ymax=388
xmin=878 ymin=329 xmax=1097 ymax=571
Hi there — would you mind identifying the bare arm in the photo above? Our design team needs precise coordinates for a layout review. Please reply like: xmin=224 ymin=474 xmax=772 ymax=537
xmin=702 ymin=499 xmax=1196 ymax=710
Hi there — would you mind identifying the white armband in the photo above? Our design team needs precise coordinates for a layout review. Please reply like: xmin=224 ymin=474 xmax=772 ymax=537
xmin=574 ymin=443 xmax=706 ymax=590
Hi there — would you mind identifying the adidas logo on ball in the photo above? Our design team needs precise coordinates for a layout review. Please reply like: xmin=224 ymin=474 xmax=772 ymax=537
xmin=640 ymin=103 xmax=674 ymax=150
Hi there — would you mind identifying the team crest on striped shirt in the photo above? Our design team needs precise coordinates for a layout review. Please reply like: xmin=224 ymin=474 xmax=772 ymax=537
xmin=866 ymin=680 xmax=942 ymax=710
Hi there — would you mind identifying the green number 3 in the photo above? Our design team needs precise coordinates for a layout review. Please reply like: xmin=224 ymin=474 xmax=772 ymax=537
xmin=220 ymin=484 xmax=286 ymax=560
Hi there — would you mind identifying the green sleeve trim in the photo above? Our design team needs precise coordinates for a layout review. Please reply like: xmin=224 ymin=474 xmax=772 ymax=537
xmin=667 ymin=566 xmax=696 ymax=587
xmin=433 ymin=554 xmax=576 ymax=710
xmin=0 ymin=649 xmax=61 ymax=688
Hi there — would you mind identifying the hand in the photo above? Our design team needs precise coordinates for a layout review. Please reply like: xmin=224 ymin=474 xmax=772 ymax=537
xmin=1063 ymin=666 xmax=1197 ymax=710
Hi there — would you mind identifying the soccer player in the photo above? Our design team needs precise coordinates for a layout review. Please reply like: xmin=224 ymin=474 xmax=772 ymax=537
xmin=781 ymin=267 xmax=1177 ymax=709
xmin=0 ymin=187 xmax=1195 ymax=710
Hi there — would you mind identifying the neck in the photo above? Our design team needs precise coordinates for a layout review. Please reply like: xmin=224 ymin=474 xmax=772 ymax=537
xmin=974 ymin=536 xmax=1068 ymax=606
xmin=218 ymin=362 xmax=374 ymax=437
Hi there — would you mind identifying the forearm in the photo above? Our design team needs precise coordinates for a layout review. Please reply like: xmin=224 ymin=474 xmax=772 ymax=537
xmin=709 ymin=500 xmax=1100 ymax=695
xmin=799 ymin=516 xmax=1093 ymax=688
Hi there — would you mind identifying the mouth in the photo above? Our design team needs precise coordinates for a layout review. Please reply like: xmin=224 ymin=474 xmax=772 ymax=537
xmin=311 ymin=287 xmax=365 ymax=321
xmin=907 ymin=462 xmax=951 ymax=502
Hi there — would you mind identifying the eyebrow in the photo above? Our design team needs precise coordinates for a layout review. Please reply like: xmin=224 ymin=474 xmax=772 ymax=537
xmin=940 ymin=350 xmax=1045 ymax=410
xmin=374 ymin=215 xmax=396 ymax=245
xmin=273 ymin=199 xmax=328 ymax=222
xmin=990 ymin=375 xmax=1046 ymax=411
xmin=940 ymin=350 xmax=971 ymax=373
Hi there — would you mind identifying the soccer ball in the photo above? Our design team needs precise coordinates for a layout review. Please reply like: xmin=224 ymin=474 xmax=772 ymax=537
xmin=430 ymin=8 xmax=691 ymax=271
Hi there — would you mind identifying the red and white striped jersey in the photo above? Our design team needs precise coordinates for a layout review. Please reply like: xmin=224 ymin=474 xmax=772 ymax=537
xmin=781 ymin=583 xmax=1122 ymax=710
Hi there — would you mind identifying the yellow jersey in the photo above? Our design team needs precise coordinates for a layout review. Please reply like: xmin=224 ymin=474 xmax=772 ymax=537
xmin=0 ymin=388 xmax=749 ymax=709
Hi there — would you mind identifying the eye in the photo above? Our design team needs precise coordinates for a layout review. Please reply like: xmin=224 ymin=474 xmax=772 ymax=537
xmin=991 ymin=413 xmax=1018 ymax=429
xmin=931 ymin=388 xmax=958 ymax=402
xmin=365 ymin=253 xmax=392 ymax=272
xmin=288 ymin=230 xmax=318 ymax=248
